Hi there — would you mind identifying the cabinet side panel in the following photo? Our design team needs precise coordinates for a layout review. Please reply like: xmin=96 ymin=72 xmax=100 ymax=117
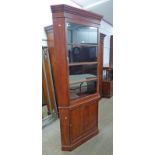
xmin=52 ymin=17 xmax=70 ymax=106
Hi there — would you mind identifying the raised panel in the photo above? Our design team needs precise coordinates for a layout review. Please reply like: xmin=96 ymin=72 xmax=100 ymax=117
xmin=83 ymin=102 xmax=98 ymax=132
xmin=70 ymin=107 xmax=83 ymax=142
xmin=89 ymin=102 xmax=98 ymax=128
xmin=70 ymin=102 xmax=98 ymax=143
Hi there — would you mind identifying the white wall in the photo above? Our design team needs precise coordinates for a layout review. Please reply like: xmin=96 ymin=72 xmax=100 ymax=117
xmin=42 ymin=0 xmax=81 ymax=42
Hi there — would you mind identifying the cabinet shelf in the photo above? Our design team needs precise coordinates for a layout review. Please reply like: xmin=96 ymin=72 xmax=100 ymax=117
xmin=70 ymin=77 xmax=97 ymax=85
xmin=68 ymin=43 xmax=98 ymax=47
xmin=69 ymin=62 xmax=98 ymax=66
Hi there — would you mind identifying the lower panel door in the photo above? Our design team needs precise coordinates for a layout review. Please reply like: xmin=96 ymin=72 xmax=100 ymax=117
xmin=83 ymin=102 xmax=98 ymax=132
xmin=70 ymin=101 xmax=98 ymax=143
xmin=70 ymin=107 xmax=83 ymax=143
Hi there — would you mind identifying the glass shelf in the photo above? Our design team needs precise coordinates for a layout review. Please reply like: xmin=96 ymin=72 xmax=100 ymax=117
xmin=69 ymin=75 xmax=97 ymax=85
xmin=69 ymin=74 xmax=97 ymax=100
xmin=67 ymin=43 xmax=98 ymax=47
xmin=69 ymin=62 xmax=98 ymax=66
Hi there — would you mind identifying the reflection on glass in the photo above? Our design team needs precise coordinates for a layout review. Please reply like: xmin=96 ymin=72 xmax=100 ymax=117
xmin=67 ymin=22 xmax=98 ymax=101
xmin=69 ymin=78 xmax=97 ymax=100
xmin=69 ymin=65 xmax=97 ymax=100
xmin=68 ymin=45 xmax=97 ymax=63
xmin=103 ymin=68 xmax=113 ymax=81
xmin=67 ymin=23 xmax=97 ymax=44
xmin=69 ymin=64 xmax=97 ymax=76
xmin=67 ymin=22 xmax=98 ymax=63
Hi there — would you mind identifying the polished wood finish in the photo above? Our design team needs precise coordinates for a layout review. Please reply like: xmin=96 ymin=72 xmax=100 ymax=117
xmin=42 ymin=67 xmax=51 ymax=114
xmin=51 ymin=4 xmax=103 ymax=151
xmin=44 ymin=51 xmax=55 ymax=109
xmin=51 ymin=4 xmax=102 ymax=25
xmin=101 ymin=34 xmax=113 ymax=98
xmin=99 ymin=33 xmax=106 ymax=96
xmin=42 ymin=47 xmax=57 ymax=114
xmin=59 ymin=99 xmax=99 ymax=151
xmin=45 ymin=25 xmax=54 ymax=47
xmin=109 ymin=35 xmax=113 ymax=68
xmin=102 ymin=81 xmax=113 ymax=98
xmin=102 ymin=67 xmax=113 ymax=98
xmin=44 ymin=25 xmax=59 ymax=115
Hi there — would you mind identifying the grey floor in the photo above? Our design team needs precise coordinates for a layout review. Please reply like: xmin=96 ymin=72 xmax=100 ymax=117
xmin=42 ymin=97 xmax=113 ymax=155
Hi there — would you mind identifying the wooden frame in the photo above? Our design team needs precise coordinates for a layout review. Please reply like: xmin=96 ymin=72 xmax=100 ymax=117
xmin=102 ymin=35 xmax=113 ymax=98
xmin=102 ymin=67 xmax=113 ymax=98
xmin=42 ymin=46 xmax=58 ymax=115
xmin=99 ymin=33 xmax=106 ymax=96
xmin=109 ymin=35 xmax=113 ymax=68
xmin=51 ymin=4 xmax=103 ymax=151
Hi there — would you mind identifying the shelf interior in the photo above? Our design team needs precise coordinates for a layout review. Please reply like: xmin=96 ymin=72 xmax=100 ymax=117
xmin=69 ymin=74 xmax=97 ymax=85
xmin=69 ymin=61 xmax=98 ymax=66
xmin=67 ymin=43 xmax=98 ymax=47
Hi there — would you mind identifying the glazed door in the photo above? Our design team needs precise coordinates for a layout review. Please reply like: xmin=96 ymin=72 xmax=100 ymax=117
xmin=67 ymin=22 xmax=99 ymax=143
xmin=67 ymin=22 xmax=99 ymax=101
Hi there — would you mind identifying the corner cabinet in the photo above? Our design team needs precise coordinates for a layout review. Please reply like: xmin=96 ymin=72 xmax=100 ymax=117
xmin=51 ymin=4 xmax=103 ymax=151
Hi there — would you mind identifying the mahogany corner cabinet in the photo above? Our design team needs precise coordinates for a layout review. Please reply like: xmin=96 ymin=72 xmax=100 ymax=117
xmin=50 ymin=4 xmax=103 ymax=151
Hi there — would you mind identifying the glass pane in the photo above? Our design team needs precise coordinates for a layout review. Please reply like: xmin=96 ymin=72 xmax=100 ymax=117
xmin=69 ymin=64 xmax=97 ymax=76
xmin=69 ymin=79 xmax=97 ymax=100
xmin=68 ymin=45 xmax=97 ymax=63
xmin=69 ymin=64 xmax=97 ymax=100
xmin=103 ymin=68 xmax=113 ymax=81
xmin=67 ymin=22 xmax=98 ymax=101
xmin=67 ymin=23 xmax=98 ymax=44
xmin=67 ymin=22 xmax=98 ymax=63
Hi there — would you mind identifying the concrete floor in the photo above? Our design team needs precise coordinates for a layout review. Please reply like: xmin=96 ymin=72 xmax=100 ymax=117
xmin=42 ymin=97 xmax=113 ymax=155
